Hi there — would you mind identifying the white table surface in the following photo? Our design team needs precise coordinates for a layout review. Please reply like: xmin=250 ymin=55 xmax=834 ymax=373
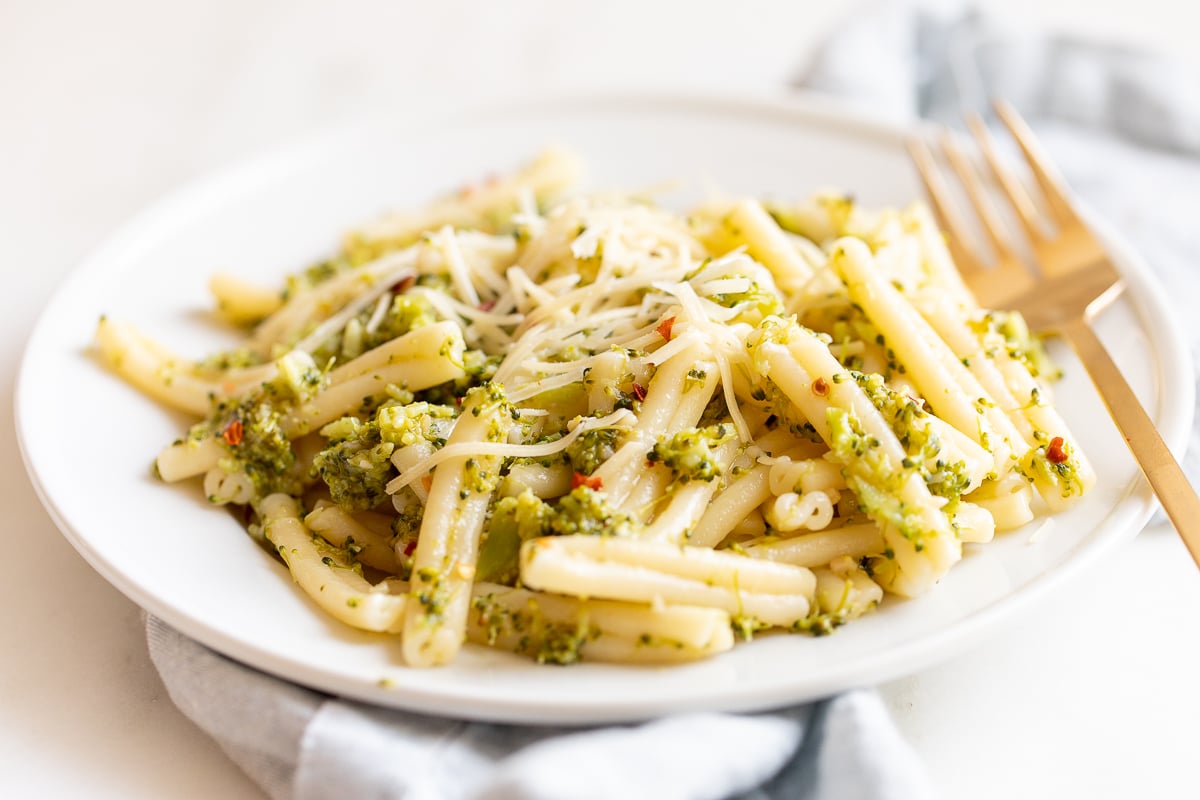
xmin=4 ymin=2 xmax=1199 ymax=798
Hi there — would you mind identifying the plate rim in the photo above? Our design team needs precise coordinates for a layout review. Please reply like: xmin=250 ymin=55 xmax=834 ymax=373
xmin=15 ymin=90 xmax=1196 ymax=723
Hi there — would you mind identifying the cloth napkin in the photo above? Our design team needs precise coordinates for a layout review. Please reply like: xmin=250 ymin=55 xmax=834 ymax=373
xmin=148 ymin=617 xmax=926 ymax=800
xmin=148 ymin=4 xmax=1200 ymax=799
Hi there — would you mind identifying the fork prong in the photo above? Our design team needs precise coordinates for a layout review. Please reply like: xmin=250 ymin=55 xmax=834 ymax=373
xmin=906 ymin=136 xmax=985 ymax=273
xmin=992 ymin=100 xmax=1080 ymax=227
xmin=940 ymin=130 xmax=1014 ymax=260
xmin=965 ymin=113 xmax=1048 ymax=243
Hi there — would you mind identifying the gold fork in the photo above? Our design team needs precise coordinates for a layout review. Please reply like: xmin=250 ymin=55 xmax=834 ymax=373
xmin=908 ymin=100 xmax=1200 ymax=569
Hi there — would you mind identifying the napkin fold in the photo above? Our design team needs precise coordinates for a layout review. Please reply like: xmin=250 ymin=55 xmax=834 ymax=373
xmin=147 ymin=617 xmax=929 ymax=800
xmin=148 ymin=3 xmax=1200 ymax=799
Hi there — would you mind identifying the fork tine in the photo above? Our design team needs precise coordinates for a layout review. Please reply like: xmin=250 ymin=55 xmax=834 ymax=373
xmin=905 ymin=136 xmax=985 ymax=272
xmin=965 ymin=113 xmax=1048 ymax=243
xmin=992 ymin=100 xmax=1080 ymax=227
xmin=940 ymin=130 xmax=1014 ymax=260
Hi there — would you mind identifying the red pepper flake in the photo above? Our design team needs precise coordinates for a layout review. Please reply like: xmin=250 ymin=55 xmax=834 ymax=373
xmin=420 ymin=475 xmax=434 ymax=493
xmin=811 ymin=377 xmax=830 ymax=397
xmin=478 ymin=299 xmax=497 ymax=312
xmin=572 ymin=472 xmax=603 ymax=491
xmin=656 ymin=316 xmax=675 ymax=341
xmin=222 ymin=419 xmax=244 ymax=446
xmin=1046 ymin=436 xmax=1068 ymax=464
xmin=402 ymin=540 xmax=417 ymax=557
xmin=391 ymin=275 xmax=416 ymax=294
xmin=631 ymin=382 xmax=647 ymax=402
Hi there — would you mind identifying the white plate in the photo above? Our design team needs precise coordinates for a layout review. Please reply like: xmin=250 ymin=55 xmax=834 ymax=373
xmin=16 ymin=93 xmax=1194 ymax=724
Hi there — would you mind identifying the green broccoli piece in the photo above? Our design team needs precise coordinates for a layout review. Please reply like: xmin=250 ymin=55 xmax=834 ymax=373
xmin=469 ymin=593 xmax=597 ymax=665
xmin=377 ymin=401 xmax=456 ymax=447
xmin=312 ymin=393 xmax=461 ymax=511
xmin=311 ymin=292 xmax=441 ymax=366
xmin=1019 ymin=433 xmax=1086 ymax=500
xmin=479 ymin=485 xmax=644 ymax=584
xmin=549 ymin=486 xmax=641 ymax=537
xmin=191 ymin=392 xmax=300 ymax=501
xmin=647 ymin=424 xmax=736 ymax=484
xmin=312 ymin=419 xmax=396 ymax=511
xmin=565 ymin=427 xmax=624 ymax=475
xmin=367 ymin=293 xmax=439 ymax=347
xmin=827 ymin=407 xmax=928 ymax=546
xmin=273 ymin=350 xmax=326 ymax=402
xmin=706 ymin=277 xmax=783 ymax=326
xmin=971 ymin=310 xmax=1061 ymax=380
xmin=851 ymin=372 xmax=971 ymax=501
xmin=477 ymin=490 xmax=552 ymax=583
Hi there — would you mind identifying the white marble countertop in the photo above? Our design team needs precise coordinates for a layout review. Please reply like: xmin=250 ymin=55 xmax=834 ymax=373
xmin=4 ymin=2 xmax=1199 ymax=797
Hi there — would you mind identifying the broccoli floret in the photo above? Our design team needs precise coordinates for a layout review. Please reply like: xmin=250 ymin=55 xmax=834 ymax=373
xmin=823 ymin=311 xmax=886 ymax=374
xmin=707 ymin=277 xmax=783 ymax=326
xmin=369 ymin=293 xmax=438 ymax=345
xmin=534 ymin=618 xmax=595 ymax=665
xmin=319 ymin=415 xmax=366 ymax=443
xmin=851 ymin=372 xmax=971 ymax=501
xmin=970 ymin=310 xmax=1061 ymax=380
xmin=994 ymin=311 xmax=1060 ymax=380
xmin=698 ymin=393 xmax=731 ymax=429
xmin=565 ymin=427 xmax=624 ymax=475
xmin=232 ymin=403 xmax=297 ymax=497
xmin=549 ymin=486 xmax=641 ymax=537
xmin=477 ymin=490 xmax=552 ymax=583
xmin=311 ymin=291 xmax=442 ymax=366
xmin=469 ymin=593 xmax=597 ymax=665
xmin=391 ymin=489 xmax=424 ymax=541
xmin=312 ymin=394 xmax=459 ymax=511
xmin=647 ymin=424 xmax=735 ymax=484
xmin=310 ymin=533 xmax=366 ymax=577
xmin=411 ymin=565 xmax=451 ymax=627
xmin=827 ymin=407 xmax=928 ymax=546
xmin=745 ymin=319 xmax=831 ymax=440
xmin=191 ymin=391 xmax=299 ymax=501
xmin=790 ymin=611 xmax=845 ymax=637
xmin=683 ymin=367 xmax=709 ymax=393
xmin=377 ymin=401 xmax=457 ymax=447
xmin=1019 ymin=434 xmax=1086 ymax=500
xmin=312 ymin=419 xmax=396 ymax=511
xmin=481 ymin=482 xmax=644 ymax=582
xmin=273 ymin=350 xmax=326 ymax=402
xmin=188 ymin=345 xmax=343 ymax=502
xmin=731 ymin=614 xmax=770 ymax=641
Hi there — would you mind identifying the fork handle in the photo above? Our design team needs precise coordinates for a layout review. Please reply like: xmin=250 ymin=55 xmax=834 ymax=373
xmin=1061 ymin=316 xmax=1200 ymax=568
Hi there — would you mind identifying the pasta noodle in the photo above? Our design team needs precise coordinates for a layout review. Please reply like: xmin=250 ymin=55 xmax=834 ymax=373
xmin=96 ymin=148 xmax=1091 ymax=667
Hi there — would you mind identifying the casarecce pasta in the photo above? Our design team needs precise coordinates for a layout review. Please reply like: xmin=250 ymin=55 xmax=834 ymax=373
xmin=96 ymin=149 xmax=1093 ymax=667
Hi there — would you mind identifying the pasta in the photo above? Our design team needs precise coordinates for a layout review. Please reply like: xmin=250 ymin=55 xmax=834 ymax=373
xmin=96 ymin=149 xmax=1092 ymax=667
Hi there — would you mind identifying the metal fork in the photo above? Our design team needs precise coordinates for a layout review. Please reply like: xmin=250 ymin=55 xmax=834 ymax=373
xmin=908 ymin=100 xmax=1200 ymax=568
